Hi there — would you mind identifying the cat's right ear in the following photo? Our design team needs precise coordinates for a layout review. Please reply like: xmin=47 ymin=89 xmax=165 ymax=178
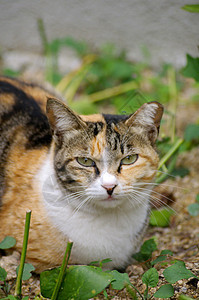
xmin=46 ymin=98 xmax=87 ymax=142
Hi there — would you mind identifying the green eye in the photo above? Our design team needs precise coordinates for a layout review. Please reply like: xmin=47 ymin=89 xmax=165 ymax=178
xmin=76 ymin=157 xmax=95 ymax=167
xmin=121 ymin=154 xmax=138 ymax=165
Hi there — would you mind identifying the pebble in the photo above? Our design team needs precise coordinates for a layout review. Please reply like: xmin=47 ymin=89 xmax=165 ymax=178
xmin=181 ymin=286 xmax=187 ymax=293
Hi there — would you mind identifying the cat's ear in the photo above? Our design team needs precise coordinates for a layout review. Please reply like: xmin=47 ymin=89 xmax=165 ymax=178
xmin=125 ymin=101 xmax=164 ymax=144
xmin=46 ymin=98 xmax=87 ymax=141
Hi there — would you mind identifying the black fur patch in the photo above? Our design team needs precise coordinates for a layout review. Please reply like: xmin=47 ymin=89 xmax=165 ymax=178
xmin=86 ymin=122 xmax=104 ymax=137
xmin=103 ymin=114 xmax=129 ymax=124
xmin=0 ymin=79 xmax=52 ymax=202
xmin=0 ymin=80 xmax=52 ymax=149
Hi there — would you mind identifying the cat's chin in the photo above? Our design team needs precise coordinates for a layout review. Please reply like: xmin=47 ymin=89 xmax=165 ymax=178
xmin=94 ymin=196 xmax=125 ymax=209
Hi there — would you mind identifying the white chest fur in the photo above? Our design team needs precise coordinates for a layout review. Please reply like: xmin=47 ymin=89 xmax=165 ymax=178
xmin=37 ymin=156 xmax=150 ymax=269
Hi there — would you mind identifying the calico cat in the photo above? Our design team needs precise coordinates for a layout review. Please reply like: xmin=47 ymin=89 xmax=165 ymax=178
xmin=0 ymin=76 xmax=163 ymax=272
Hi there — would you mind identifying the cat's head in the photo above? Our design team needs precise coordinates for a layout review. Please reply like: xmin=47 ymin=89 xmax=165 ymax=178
xmin=46 ymin=98 xmax=163 ymax=211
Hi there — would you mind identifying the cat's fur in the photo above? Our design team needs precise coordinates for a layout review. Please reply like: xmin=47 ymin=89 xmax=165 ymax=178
xmin=0 ymin=76 xmax=163 ymax=272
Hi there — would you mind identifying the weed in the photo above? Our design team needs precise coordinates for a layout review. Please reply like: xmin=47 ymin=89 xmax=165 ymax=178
xmin=0 ymin=211 xmax=34 ymax=300
xmin=187 ymin=194 xmax=199 ymax=217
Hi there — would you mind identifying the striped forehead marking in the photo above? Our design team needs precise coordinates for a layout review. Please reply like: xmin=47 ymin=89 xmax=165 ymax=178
xmin=81 ymin=113 xmax=131 ymax=155
xmin=90 ymin=126 xmax=106 ymax=157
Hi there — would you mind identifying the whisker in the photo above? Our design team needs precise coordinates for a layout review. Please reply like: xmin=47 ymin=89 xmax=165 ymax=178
xmin=134 ymin=181 xmax=188 ymax=191
xmin=156 ymin=170 xmax=177 ymax=179
xmin=135 ymin=187 xmax=175 ymax=205
xmin=122 ymin=184 xmax=177 ymax=212
xmin=72 ymin=196 xmax=93 ymax=217
xmin=125 ymin=190 xmax=150 ymax=209
xmin=133 ymin=188 xmax=176 ymax=214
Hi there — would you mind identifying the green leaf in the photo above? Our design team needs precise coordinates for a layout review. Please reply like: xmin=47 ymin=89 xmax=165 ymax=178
xmin=88 ymin=260 xmax=100 ymax=266
xmin=132 ymin=238 xmax=157 ymax=262
xmin=88 ymin=258 xmax=112 ymax=267
xmin=163 ymin=261 xmax=197 ymax=284
xmin=0 ymin=236 xmax=16 ymax=249
xmin=171 ymin=167 xmax=189 ymax=178
xmin=0 ymin=267 xmax=7 ymax=281
xmin=182 ymin=54 xmax=199 ymax=82
xmin=3 ymin=68 xmax=21 ymax=77
xmin=61 ymin=37 xmax=88 ymax=56
xmin=179 ymin=295 xmax=195 ymax=300
xmin=110 ymin=270 xmax=130 ymax=290
xmin=160 ymin=249 xmax=173 ymax=256
xmin=196 ymin=194 xmax=199 ymax=203
xmin=153 ymin=284 xmax=174 ymax=298
xmin=150 ymin=207 xmax=174 ymax=227
xmin=184 ymin=124 xmax=199 ymax=142
xmin=0 ymin=295 xmax=17 ymax=300
xmin=187 ymin=202 xmax=199 ymax=216
xmin=16 ymin=263 xmax=35 ymax=280
xmin=103 ymin=289 xmax=109 ymax=299
xmin=100 ymin=258 xmax=112 ymax=265
xmin=151 ymin=249 xmax=173 ymax=265
xmin=142 ymin=268 xmax=159 ymax=287
xmin=182 ymin=4 xmax=199 ymax=13
xmin=151 ymin=255 xmax=167 ymax=265
xmin=7 ymin=296 xmax=19 ymax=300
xmin=40 ymin=265 xmax=112 ymax=300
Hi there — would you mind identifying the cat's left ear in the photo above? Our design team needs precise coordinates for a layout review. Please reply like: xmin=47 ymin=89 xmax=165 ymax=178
xmin=125 ymin=101 xmax=164 ymax=144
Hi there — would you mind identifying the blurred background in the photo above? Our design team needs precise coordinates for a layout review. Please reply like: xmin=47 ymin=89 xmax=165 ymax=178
xmin=1 ymin=0 xmax=199 ymax=70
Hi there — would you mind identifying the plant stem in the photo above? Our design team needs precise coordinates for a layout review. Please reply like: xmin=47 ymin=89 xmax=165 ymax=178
xmin=128 ymin=283 xmax=144 ymax=300
xmin=51 ymin=241 xmax=73 ymax=300
xmin=156 ymin=155 xmax=177 ymax=184
xmin=126 ymin=284 xmax=138 ymax=299
xmin=168 ymin=67 xmax=178 ymax=143
xmin=37 ymin=18 xmax=49 ymax=56
xmin=14 ymin=210 xmax=31 ymax=299
xmin=56 ymin=54 xmax=96 ymax=95
xmin=158 ymin=138 xmax=183 ymax=170
xmin=77 ymin=80 xmax=138 ymax=103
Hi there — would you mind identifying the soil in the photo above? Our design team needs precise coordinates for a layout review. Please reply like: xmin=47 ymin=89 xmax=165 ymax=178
xmin=0 ymin=88 xmax=199 ymax=299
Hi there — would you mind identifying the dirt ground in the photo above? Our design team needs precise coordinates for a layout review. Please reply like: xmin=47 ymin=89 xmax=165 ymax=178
xmin=0 ymin=99 xmax=199 ymax=299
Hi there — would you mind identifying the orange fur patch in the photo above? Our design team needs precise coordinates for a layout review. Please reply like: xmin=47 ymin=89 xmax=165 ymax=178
xmin=80 ymin=114 xmax=105 ymax=123
xmin=0 ymin=93 xmax=15 ymax=109
xmin=90 ymin=129 xmax=106 ymax=157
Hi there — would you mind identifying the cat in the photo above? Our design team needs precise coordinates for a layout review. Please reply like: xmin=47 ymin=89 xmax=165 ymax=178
xmin=0 ymin=76 xmax=163 ymax=272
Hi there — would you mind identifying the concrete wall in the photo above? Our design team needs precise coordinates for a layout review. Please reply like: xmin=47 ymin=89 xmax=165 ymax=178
xmin=0 ymin=0 xmax=199 ymax=68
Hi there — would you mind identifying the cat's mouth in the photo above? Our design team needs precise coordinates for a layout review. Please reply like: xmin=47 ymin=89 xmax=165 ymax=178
xmin=97 ymin=195 xmax=124 ymax=209
xmin=101 ymin=194 xmax=119 ymax=202
xmin=106 ymin=195 xmax=115 ymax=201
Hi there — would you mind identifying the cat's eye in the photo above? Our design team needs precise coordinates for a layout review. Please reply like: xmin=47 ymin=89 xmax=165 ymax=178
xmin=76 ymin=157 xmax=95 ymax=167
xmin=121 ymin=154 xmax=138 ymax=165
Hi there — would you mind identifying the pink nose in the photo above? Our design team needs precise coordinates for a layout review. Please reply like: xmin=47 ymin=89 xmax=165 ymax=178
xmin=101 ymin=184 xmax=117 ymax=195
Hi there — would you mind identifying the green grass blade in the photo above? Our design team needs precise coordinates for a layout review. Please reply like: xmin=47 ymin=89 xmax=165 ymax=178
xmin=14 ymin=210 xmax=32 ymax=298
xmin=51 ymin=241 xmax=73 ymax=300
